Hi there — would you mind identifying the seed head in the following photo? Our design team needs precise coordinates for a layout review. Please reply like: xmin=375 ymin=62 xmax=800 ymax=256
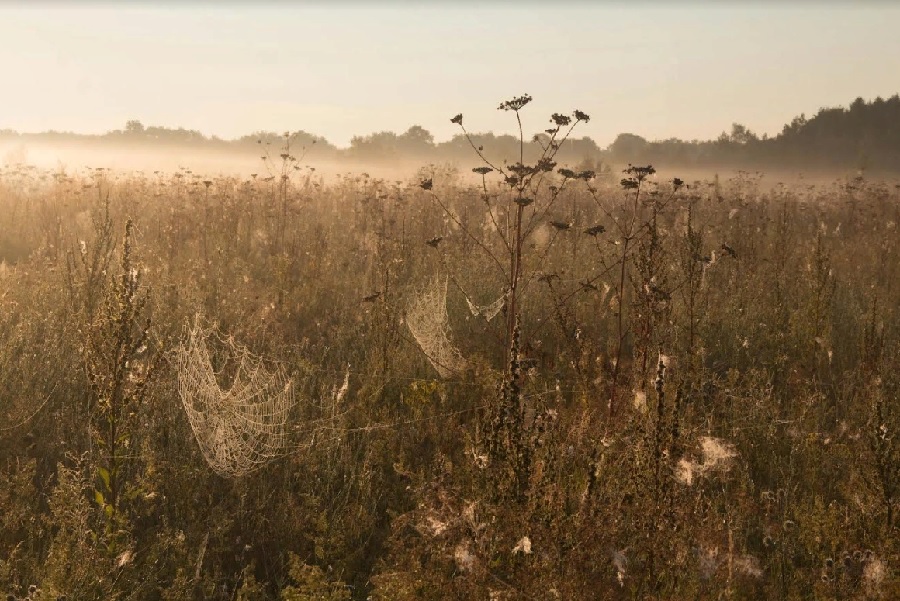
xmin=537 ymin=158 xmax=557 ymax=172
xmin=624 ymin=164 xmax=655 ymax=182
xmin=551 ymin=113 xmax=571 ymax=127
xmin=498 ymin=93 xmax=532 ymax=112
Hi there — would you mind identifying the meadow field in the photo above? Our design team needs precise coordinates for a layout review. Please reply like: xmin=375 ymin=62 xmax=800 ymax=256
xmin=1 ymin=115 xmax=898 ymax=600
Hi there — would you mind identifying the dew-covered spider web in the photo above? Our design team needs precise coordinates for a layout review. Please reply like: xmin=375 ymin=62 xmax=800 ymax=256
xmin=406 ymin=275 xmax=467 ymax=378
xmin=175 ymin=317 xmax=295 ymax=478
xmin=462 ymin=289 xmax=507 ymax=322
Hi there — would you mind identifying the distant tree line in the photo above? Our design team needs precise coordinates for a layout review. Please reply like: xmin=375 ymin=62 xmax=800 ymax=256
xmin=2 ymin=94 xmax=898 ymax=171
xmin=609 ymin=95 xmax=900 ymax=172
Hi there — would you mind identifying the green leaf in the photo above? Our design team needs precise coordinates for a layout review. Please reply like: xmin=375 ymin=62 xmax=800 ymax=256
xmin=98 ymin=467 xmax=111 ymax=492
xmin=94 ymin=489 xmax=105 ymax=507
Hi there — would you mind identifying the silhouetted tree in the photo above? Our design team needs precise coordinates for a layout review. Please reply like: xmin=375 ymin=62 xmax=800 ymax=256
xmin=398 ymin=125 xmax=435 ymax=154
xmin=348 ymin=131 xmax=402 ymax=161
xmin=124 ymin=120 xmax=145 ymax=136
xmin=609 ymin=133 xmax=650 ymax=163
xmin=729 ymin=123 xmax=758 ymax=145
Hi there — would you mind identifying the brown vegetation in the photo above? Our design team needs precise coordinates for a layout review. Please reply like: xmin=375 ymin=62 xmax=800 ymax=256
xmin=0 ymin=99 xmax=898 ymax=600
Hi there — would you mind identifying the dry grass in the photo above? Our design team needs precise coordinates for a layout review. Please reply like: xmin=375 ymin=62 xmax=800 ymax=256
xmin=0 ymin=144 xmax=898 ymax=599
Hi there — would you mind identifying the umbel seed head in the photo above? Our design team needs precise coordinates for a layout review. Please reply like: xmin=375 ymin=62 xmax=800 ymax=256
xmin=498 ymin=94 xmax=532 ymax=112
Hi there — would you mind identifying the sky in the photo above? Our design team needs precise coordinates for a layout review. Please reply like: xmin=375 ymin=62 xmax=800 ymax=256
xmin=1 ymin=2 xmax=899 ymax=149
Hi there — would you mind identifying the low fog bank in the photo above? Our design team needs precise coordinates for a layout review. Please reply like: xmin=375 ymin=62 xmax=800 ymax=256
xmin=0 ymin=139 xmax=482 ymax=183
xmin=2 ymin=139 xmax=895 ymax=191
xmin=2 ymin=139 xmax=315 ymax=178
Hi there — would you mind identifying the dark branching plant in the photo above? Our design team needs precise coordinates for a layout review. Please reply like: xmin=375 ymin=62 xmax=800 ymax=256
xmin=434 ymin=94 xmax=593 ymax=356
xmin=424 ymin=96 xmax=597 ymax=495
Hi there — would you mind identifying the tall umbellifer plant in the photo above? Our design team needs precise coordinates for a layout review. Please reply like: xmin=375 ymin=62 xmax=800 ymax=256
xmin=421 ymin=95 xmax=592 ymax=494
xmin=436 ymin=95 xmax=593 ymax=359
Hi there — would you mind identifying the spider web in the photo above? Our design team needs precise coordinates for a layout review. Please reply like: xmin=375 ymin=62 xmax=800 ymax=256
xmin=406 ymin=275 xmax=467 ymax=378
xmin=175 ymin=317 xmax=295 ymax=478
xmin=463 ymin=289 xmax=507 ymax=322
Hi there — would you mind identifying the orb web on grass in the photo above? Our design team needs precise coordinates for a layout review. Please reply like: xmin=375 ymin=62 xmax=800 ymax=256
xmin=406 ymin=275 xmax=467 ymax=378
xmin=175 ymin=317 xmax=295 ymax=478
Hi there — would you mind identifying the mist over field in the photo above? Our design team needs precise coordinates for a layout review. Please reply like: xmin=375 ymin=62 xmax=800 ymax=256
xmin=2 ymin=3 xmax=900 ymax=601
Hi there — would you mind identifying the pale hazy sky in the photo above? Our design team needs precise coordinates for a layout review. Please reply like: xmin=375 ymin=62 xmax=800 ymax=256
xmin=1 ymin=3 xmax=898 ymax=148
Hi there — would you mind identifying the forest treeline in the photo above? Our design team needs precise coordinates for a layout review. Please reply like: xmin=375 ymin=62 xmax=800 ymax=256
xmin=2 ymin=94 xmax=899 ymax=172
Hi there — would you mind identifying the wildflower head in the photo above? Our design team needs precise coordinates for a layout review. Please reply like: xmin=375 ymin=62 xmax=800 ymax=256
xmin=537 ymin=158 xmax=557 ymax=172
xmin=498 ymin=93 xmax=533 ymax=112
xmin=551 ymin=113 xmax=571 ymax=127
xmin=624 ymin=164 xmax=656 ymax=182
